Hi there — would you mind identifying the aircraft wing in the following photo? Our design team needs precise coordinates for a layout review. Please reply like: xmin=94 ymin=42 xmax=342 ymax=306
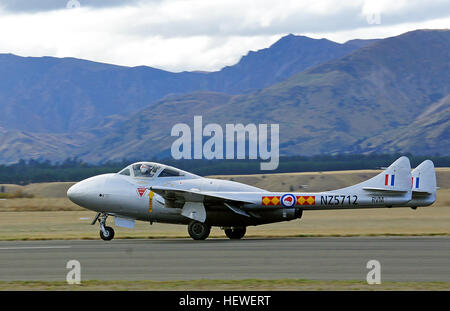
xmin=149 ymin=186 xmax=255 ymax=206
xmin=149 ymin=186 xmax=259 ymax=221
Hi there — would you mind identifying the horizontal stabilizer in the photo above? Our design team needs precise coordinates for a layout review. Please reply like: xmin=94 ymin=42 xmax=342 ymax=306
xmin=362 ymin=187 xmax=409 ymax=193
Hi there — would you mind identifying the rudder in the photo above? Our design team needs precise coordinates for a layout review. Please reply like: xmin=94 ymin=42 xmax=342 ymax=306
xmin=409 ymin=160 xmax=437 ymax=207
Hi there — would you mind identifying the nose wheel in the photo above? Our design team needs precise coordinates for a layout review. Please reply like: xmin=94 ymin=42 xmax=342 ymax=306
xmin=93 ymin=212 xmax=115 ymax=241
xmin=100 ymin=226 xmax=115 ymax=241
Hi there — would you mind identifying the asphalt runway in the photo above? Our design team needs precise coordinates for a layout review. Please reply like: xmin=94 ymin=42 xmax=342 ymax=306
xmin=0 ymin=237 xmax=449 ymax=282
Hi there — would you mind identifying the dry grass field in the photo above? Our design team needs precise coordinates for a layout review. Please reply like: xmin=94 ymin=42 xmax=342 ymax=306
xmin=0 ymin=168 xmax=448 ymax=240
xmin=1 ymin=279 xmax=449 ymax=291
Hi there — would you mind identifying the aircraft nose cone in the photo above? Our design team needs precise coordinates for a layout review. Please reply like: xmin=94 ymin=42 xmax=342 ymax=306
xmin=66 ymin=174 xmax=110 ymax=209
xmin=67 ymin=182 xmax=83 ymax=204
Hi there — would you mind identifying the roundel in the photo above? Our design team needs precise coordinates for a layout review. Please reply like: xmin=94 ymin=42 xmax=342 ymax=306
xmin=281 ymin=194 xmax=296 ymax=207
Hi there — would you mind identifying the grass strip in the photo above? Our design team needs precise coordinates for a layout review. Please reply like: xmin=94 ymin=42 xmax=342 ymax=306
xmin=0 ymin=279 xmax=449 ymax=291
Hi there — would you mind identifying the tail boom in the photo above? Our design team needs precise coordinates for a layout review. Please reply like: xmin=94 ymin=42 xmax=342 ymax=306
xmin=242 ymin=157 xmax=437 ymax=210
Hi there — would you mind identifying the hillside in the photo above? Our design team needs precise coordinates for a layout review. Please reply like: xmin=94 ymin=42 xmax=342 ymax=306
xmin=205 ymin=34 xmax=373 ymax=93
xmin=355 ymin=94 xmax=450 ymax=154
xmin=0 ymin=35 xmax=366 ymax=134
xmin=78 ymin=29 xmax=450 ymax=162
xmin=0 ymin=129 xmax=94 ymax=164
xmin=0 ymin=30 xmax=448 ymax=164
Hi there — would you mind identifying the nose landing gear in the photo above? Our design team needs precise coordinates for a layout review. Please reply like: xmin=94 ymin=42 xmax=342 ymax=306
xmin=100 ymin=225 xmax=115 ymax=241
xmin=92 ymin=212 xmax=115 ymax=241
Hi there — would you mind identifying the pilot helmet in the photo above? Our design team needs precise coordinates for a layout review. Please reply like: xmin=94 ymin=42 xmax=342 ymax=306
xmin=140 ymin=164 xmax=150 ymax=174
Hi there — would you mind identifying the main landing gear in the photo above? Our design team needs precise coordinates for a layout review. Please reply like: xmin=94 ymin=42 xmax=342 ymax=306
xmin=186 ymin=221 xmax=247 ymax=240
xmin=188 ymin=220 xmax=211 ymax=240
xmin=224 ymin=227 xmax=246 ymax=239
xmin=92 ymin=212 xmax=115 ymax=241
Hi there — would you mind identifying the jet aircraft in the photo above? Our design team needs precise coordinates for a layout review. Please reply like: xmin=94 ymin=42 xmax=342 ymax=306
xmin=67 ymin=157 xmax=437 ymax=240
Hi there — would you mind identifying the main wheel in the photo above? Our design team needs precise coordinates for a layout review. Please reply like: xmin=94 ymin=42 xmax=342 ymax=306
xmin=100 ymin=226 xmax=115 ymax=241
xmin=224 ymin=227 xmax=246 ymax=239
xmin=188 ymin=221 xmax=211 ymax=240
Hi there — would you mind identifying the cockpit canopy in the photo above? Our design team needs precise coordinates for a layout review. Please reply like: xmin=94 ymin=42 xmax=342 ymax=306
xmin=132 ymin=163 xmax=158 ymax=177
xmin=117 ymin=162 xmax=192 ymax=179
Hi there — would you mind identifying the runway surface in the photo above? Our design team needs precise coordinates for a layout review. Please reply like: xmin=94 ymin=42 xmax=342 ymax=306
xmin=0 ymin=237 xmax=449 ymax=282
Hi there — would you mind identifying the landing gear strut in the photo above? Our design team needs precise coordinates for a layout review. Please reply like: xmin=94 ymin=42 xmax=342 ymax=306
xmin=224 ymin=227 xmax=246 ymax=239
xmin=93 ymin=212 xmax=115 ymax=241
xmin=188 ymin=221 xmax=211 ymax=240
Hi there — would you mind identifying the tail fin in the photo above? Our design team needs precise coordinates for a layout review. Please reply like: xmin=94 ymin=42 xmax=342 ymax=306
xmin=409 ymin=160 xmax=437 ymax=207
xmin=358 ymin=156 xmax=412 ymax=193
xmin=411 ymin=160 xmax=436 ymax=194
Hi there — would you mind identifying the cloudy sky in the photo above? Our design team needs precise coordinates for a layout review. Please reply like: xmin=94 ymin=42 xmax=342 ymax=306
xmin=0 ymin=0 xmax=448 ymax=72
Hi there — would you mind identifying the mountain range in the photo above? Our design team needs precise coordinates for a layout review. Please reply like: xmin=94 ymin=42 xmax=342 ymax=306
xmin=0 ymin=29 xmax=448 ymax=164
